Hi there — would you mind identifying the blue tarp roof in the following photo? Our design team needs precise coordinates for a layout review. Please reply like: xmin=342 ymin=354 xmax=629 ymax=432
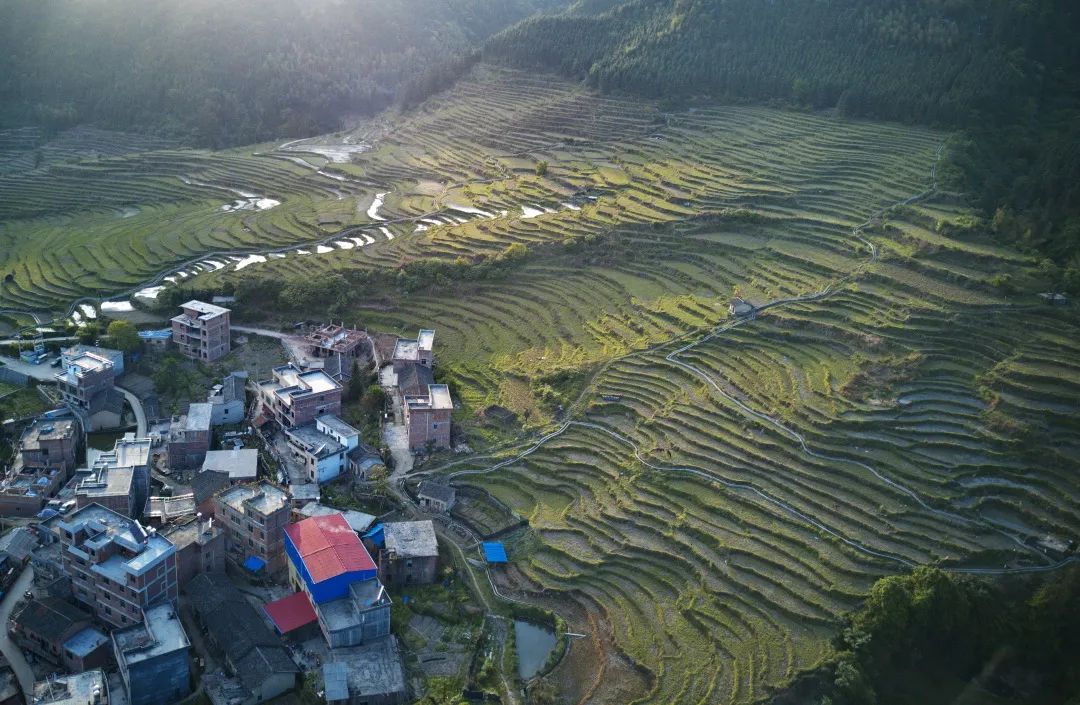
xmin=36 ymin=508 xmax=59 ymax=520
xmin=364 ymin=523 xmax=385 ymax=547
xmin=482 ymin=542 xmax=508 ymax=564
xmin=243 ymin=555 xmax=266 ymax=572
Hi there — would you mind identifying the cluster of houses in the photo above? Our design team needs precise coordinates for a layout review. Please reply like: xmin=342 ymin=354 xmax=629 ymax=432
xmin=0 ymin=300 xmax=467 ymax=705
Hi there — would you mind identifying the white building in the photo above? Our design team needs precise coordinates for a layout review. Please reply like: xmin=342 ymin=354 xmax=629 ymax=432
xmin=284 ymin=415 xmax=360 ymax=485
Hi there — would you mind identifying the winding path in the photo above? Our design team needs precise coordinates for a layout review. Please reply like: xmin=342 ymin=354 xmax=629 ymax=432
xmin=434 ymin=145 xmax=1076 ymax=578
xmin=0 ymin=566 xmax=36 ymax=700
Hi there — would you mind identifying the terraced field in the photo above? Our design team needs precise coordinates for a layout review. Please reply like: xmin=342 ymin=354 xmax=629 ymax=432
xmin=0 ymin=127 xmax=377 ymax=312
xmin=204 ymin=72 xmax=1074 ymax=704
xmin=4 ymin=67 xmax=1078 ymax=704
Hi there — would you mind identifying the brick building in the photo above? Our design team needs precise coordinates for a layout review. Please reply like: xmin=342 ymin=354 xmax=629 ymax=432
xmin=17 ymin=417 xmax=79 ymax=478
xmin=74 ymin=436 xmax=151 ymax=519
xmin=377 ymin=521 xmax=439 ymax=587
xmin=257 ymin=364 xmax=342 ymax=429
xmin=214 ymin=481 xmax=291 ymax=574
xmin=54 ymin=504 xmax=178 ymax=628
xmin=391 ymin=329 xmax=434 ymax=373
xmin=54 ymin=350 xmax=121 ymax=430
xmin=306 ymin=324 xmax=368 ymax=359
xmin=10 ymin=597 xmax=112 ymax=673
xmin=63 ymin=345 xmax=124 ymax=375
xmin=166 ymin=403 xmax=212 ymax=471
xmin=4 ymin=416 xmax=83 ymax=517
xmin=403 ymin=384 xmax=453 ymax=452
xmin=161 ymin=514 xmax=224 ymax=587
xmin=171 ymin=300 xmax=231 ymax=362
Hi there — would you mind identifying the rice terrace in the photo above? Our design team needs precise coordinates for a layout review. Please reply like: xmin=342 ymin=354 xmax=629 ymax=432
xmin=2 ymin=59 xmax=1079 ymax=705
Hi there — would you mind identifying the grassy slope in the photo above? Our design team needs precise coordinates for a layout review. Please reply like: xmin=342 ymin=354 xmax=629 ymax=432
xmin=2 ymin=68 xmax=1078 ymax=704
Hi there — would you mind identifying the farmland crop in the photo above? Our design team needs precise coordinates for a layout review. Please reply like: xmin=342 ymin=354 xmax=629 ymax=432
xmin=3 ymin=68 xmax=1078 ymax=704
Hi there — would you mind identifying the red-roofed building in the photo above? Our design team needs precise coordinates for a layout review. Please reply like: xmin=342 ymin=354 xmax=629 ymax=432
xmin=284 ymin=514 xmax=377 ymax=604
xmin=282 ymin=514 xmax=391 ymax=649
xmin=264 ymin=591 xmax=319 ymax=634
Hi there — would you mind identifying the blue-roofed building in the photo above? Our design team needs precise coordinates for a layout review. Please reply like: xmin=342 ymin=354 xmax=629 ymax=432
xmin=482 ymin=542 xmax=508 ymax=564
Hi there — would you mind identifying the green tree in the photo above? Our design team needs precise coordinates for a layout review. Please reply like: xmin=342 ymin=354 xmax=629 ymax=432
xmin=106 ymin=320 xmax=141 ymax=353
xmin=534 ymin=160 xmax=549 ymax=176
xmin=75 ymin=324 xmax=97 ymax=344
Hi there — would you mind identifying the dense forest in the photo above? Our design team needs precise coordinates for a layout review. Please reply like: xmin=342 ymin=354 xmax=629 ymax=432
xmin=0 ymin=0 xmax=564 ymax=146
xmin=770 ymin=566 xmax=1080 ymax=705
xmin=484 ymin=0 xmax=1080 ymax=269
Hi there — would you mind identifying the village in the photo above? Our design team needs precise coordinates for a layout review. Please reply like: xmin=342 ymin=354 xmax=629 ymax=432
xmin=0 ymin=300 xmax=548 ymax=705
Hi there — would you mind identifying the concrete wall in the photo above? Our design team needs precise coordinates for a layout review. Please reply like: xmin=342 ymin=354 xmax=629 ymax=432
xmin=323 ymin=603 xmax=390 ymax=649
xmin=209 ymin=399 xmax=244 ymax=426
xmin=0 ymin=494 xmax=45 ymax=517
xmin=311 ymin=451 xmax=346 ymax=484
xmin=173 ymin=534 xmax=225 ymax=588
xmin=254 ymin=672 xmax=296 ymax=704
xmin=124 ymin=649 xmax=191 ymax=705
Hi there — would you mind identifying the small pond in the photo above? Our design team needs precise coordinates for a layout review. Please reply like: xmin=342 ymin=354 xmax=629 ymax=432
xmin=514 ymin=620 xmax=557 ymax=680
xmin=87 ymin=430 xmax=127 ymax=451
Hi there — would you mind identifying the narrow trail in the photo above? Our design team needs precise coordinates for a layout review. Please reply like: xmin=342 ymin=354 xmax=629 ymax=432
xmin=436 ymin=145 xmax=1076 ymax=578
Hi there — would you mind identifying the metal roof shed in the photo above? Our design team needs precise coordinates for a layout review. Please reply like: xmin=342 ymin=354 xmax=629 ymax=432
xmin=482 ymin=542 xmax=508 ymax=564
xmin=323 ymin=661 xmax=349 ymax=703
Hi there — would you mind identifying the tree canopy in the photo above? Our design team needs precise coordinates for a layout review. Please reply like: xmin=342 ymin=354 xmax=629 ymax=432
xmin=0 ymin=0 xmax=564 ymax=146
xmin=483 ymin=0 xmax=1080 ymax=266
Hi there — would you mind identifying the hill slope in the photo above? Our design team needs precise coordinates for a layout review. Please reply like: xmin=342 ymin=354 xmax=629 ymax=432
xmin=0 ymin=0 xmax=565 ymax=146
xmin=486 ymin=0 xmax=1075 ymax=125
xmin=484 ymin=0 xmax=1080 ymax=265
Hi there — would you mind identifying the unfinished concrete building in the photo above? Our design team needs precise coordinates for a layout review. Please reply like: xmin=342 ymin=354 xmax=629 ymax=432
xmin=257 ymin=364 xmax=342 ymax=429
xmin=214 ymin=481 xmax=291 ymax=573
xmin=166 ymin=403 xmax=212 ymax=471
xmin=391 ymin=329 xmax=434 ymax=373
xmin=74 ymin=435 xmax=150 ymax=519
xmin=55 ymin=504 xmax=178 ymax=628
xmin=307 ymin=324 xmax=369 ymax=359
xmin=403 ymin=384 xmax=452 ymax=452
xmin=171 ymin=300 xmax=231 ymax=362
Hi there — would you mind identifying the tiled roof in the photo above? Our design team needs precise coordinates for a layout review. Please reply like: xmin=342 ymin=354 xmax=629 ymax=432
xmin=12 ymin=597 xmax=90 ymax=642
xmin=285 ymin=514 xmax=375 ymax=583
xmin=417 ymin=481 xmax=456 ymax=504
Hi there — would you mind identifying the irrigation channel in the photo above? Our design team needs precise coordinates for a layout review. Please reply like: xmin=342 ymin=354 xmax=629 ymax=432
xmin=435 ymin=144 xmax=1077 ymax=579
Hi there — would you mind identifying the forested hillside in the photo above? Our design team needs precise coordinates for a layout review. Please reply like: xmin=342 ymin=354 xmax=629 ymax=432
xmin=0 ymin=0 xmax=564 ymax=146
xmin=772 ymin=567 xmax=1080 ymax=705
xmin=485 ymin=0 xmax=1080 ymax=268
